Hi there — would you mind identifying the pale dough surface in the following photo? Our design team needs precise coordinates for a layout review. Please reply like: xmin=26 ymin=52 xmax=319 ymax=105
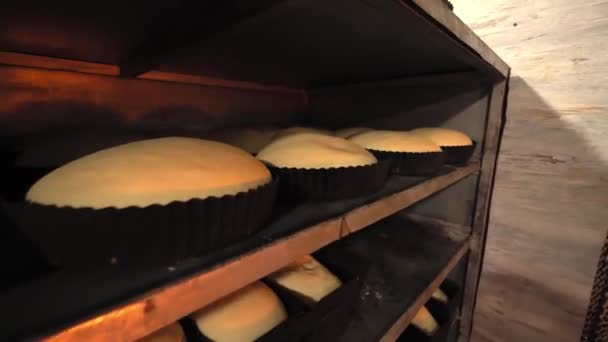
xmin=411 ymin=305 xmax=439 ymax=336
xmin=257 ymin=133 xmax=377 ymax=169
xmin=191 ymin=281 xmax=287 ymax=342
xmin=137 ymin=323 xmax=185 ymax=342
xmin=208 ymin=127 xmax=277 ymax=154
xmin=349 ymin=130 xmax=442 ymax=153
xmin=410 ymin=128 xmax=473 ymax=147
xmin=273 ymin=126 xmax=333 ymax=140
xmin=431 ymin=288 xmax=449 ymax=304
xmin=334 ymin=127 xmax=374 ymax=139
xmin=267 ymin=255 xmax=342 ymax=303
xmin=26 ymin=137 xmax=271 ymax=209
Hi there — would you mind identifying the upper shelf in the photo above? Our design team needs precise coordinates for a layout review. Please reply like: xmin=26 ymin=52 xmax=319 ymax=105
xmin=0 ymin=0 xmax=508 ymax=88
xmin=0 ymin=163 xmax=479 ymax=342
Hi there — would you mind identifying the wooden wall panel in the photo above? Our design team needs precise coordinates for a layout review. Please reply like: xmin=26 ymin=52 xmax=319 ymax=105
xmin=451 ymin=1 xmax=608 ymax=341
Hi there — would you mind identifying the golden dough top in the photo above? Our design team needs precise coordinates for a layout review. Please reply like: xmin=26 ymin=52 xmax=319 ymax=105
xmin=273 ymin=126 xmax=333 ymax=140
xmin=411 ymin=128 xmax=473 ymax=147
xmin=26 ymin=137 xmax=271 ymax=209
xmin=267 ymin=255 xmax=342 ymax=303
xmin=349 ymin=130 xmax=442 ymax=153
xmin=257 ymin=133 xmax=377 ymax=169
xmin=137 ymin=323 xmax=185 ymax=342
xmin=208 ymin=127 xmax=277 ymax=154
xmin=191 ymin=281 xmax=287 ymax=342
xmin=334 ymin=127 xmax=374 ymax=139
xmin=411 ymin=305 xmax=439 ymax=336
xmin=431 ymin=288 xmax=449 ymax=304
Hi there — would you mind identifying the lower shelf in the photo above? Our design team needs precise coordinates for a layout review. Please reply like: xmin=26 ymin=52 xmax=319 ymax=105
xmin=334 ymin=215 xmax=470 ymax=342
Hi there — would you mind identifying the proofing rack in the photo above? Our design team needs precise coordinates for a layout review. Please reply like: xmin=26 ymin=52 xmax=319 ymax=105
xmin=0 ymin=0 xmax=509 ymax=341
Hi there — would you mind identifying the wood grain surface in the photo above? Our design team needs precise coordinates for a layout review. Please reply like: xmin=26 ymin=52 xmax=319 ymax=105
xmin=0 ymin=65 xmax=305 ymax=138
xmin=451 ymin=1 xmax=608 ymax=341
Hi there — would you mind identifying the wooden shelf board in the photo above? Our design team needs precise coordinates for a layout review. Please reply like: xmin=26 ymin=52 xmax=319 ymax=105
xmin=380 ymin=238 xmax=469 ymax=342
xmin=0 ymin=0 xmax=506 ymax=87
xmin=154 ymin=0 xmax=495 ymax=87
xmin=344 ymin=163 xmax=478 ymax=233
xmin=406 ymin=0 xmax=510 ymax=78
xmin=335 ymin=216 xmax=470 ymax=342
xmin=34 ymin=163 xmax=478 ymax=342
xmin=0 ymin=51 xmax=303 ymax=95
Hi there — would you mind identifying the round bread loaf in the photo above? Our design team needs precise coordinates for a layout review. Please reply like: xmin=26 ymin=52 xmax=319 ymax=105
xmin=267 ymin=255 xmax=342 ymax=303
xmin=412 ymin=305 xmax=439 ymax=336
xmin=137 ymin=323 xmax=185 ymax=342
xmin=257 ymin=133 xmax=377 ymax=169
xmin=334 ymin=127 xmax=373 ymax=139
xmin=273 ymin=126 xmax=333 ymax=140
xmin=208 ymin=127 xmax=277 ymax=154
xmin=26 ymin=137 xmax=271 ymax=209
xmin=191 ymin=281 xmax=287 ymax=342
xmin=431 ymin=288 xmax=449 ymax=304
xmin=349 ymin=130 xmax=442 ymax=153
xmin=411 ymin=128 xmax=473 ymax=147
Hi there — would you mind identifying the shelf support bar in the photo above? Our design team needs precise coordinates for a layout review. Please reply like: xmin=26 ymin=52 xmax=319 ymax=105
xmin=458 ymin=78 xmax=509 ymax=342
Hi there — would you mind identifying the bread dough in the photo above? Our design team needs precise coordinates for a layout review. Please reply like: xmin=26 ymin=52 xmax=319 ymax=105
xmin=267 ymin=255 xmax=342 ymax=303
xmin=191 ymin=281 xmax=287 ymax=342
xmin=207 ymin=127 xmax=277 ymax=154
xmin=137 ymin=323 xmax=185 ymax=342
xmin=349 ymin=131 xmax=442 ymax=153
xmin=273 ymin=126 xmax=333 ymax=140
xmin=257 ymin=133 xmax=377 ymax=169
xmin=431 ymin=288 xmax=449 ymax=304
xmin=26 ymin=137 xmax=271 ymax=209
xmin=411 ymin=305 xmax=439 ymax=336
xmin=334 ymin=127 xmax=373 ymax=139
xmin=411 ymin=128 xmax=473 ymax=147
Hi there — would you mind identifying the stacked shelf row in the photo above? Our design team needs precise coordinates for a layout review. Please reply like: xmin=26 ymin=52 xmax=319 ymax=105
xmin=1 ymin=163 xmax=478 ymax=342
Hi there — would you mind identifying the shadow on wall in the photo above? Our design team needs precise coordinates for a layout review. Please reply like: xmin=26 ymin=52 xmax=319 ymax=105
xmin=365 ymin=83 xmax=490 ymax=131
xmin=308 ymin=75 xmax=488 ymax=129
xmin=139 ymin=106 xmax=219 ymax=136
xmin=0 ymin=100 xmax=127 ymax=136
xmin=0 ymin=100 xmax=223 ymax=137
xmin=0 ymin=101 xmax=225 ymax=168
xmin=472 ymin=76 xmax=608 ymax=342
